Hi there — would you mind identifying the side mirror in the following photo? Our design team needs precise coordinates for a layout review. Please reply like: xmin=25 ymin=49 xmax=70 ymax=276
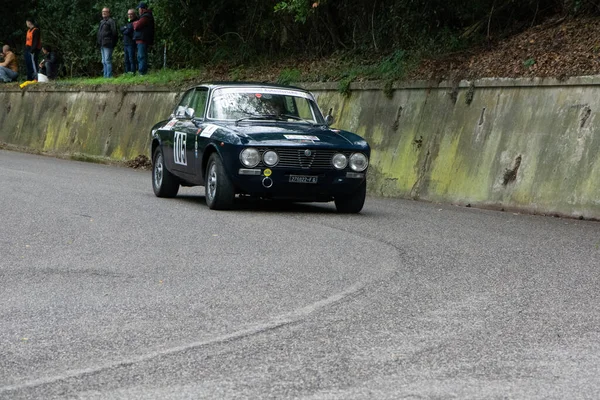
xmin=324 ymin=108 xmax=335 ymax=126
xmin=175 ymin=105 xmax=186 ymax=117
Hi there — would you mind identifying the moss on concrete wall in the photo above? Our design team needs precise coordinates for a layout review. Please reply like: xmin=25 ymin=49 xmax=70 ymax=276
xmin=0 ymin=86 xmax=178 ymax=160
xmin=1 ymin=78 xmax=599 ymax=218
xmin=312 ymin=77 xmax=600 ymax=219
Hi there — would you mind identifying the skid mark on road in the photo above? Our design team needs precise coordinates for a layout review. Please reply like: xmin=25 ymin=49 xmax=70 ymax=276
xmin=1 ymin=202 xmax=406 ymax=395
xmin=0 ymin=281 xmax=371 ymax=395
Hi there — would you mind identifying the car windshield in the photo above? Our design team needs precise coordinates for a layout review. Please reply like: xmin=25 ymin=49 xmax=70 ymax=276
xmin=208 ymin=87 xmax=322 ymax=124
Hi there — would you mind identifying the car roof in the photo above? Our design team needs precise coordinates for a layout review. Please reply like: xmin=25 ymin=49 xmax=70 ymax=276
xmin=192 ymin=82 xmax=310 ymax=93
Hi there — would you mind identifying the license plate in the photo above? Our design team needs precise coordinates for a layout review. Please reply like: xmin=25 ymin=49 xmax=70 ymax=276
xmin=289 ymin=175 xmax=318 ymax=184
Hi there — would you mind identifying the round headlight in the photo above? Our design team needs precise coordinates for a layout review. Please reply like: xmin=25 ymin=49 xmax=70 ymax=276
xmin=332 ymin=153 xmax=348 ymax=170
xmin=240 ymin=148 xmax=260 ymax=168
xmin=263 ymin=150 xmax=279 ymax=167
xmin=349 ymin=153 xmax=368 ymax=172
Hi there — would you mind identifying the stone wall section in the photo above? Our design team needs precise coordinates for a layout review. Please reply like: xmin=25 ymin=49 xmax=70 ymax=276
xmin=1 ymin=78 xmax=599 ymax=218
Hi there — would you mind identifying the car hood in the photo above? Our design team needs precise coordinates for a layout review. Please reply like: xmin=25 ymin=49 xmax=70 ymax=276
xmin=229 ymin=124 xmax=356 ymax=147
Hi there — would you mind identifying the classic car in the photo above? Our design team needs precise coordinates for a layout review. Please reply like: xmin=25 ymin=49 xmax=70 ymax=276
xmin=150 ymin=83 xmax=370 ymax=212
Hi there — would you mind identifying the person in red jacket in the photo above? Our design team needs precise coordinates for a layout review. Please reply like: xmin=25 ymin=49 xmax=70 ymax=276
xmin=25 ymin=18 xmax=41 ymax=80
xmin=132 ymin=2 xmax=154 ymax=75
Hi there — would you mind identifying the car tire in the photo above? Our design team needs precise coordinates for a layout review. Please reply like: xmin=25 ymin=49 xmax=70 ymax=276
xmin=152 ymin=147 xmax=180 ymax=198
xmin=205 ymin=153 xmax=235 ymax=210
xmin=334 ymin=180 xmax=366 ymax=213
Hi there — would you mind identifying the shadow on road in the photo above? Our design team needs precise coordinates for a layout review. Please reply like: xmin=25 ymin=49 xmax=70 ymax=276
xmin=174 ymin=194 xmax=341 ymax=214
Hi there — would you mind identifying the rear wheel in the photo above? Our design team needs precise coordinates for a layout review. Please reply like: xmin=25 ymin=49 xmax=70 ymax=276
xmin=334 ymin=180 xmax=366 ymax=213
xmin=152 ymin=147 xmax=179 ymax=198
xmin=205 ymin=153 xmax=235 ymax=210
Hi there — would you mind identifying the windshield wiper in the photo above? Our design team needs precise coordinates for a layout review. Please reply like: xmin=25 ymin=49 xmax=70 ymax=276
xmin=277 ymin=114 xmax=318 ymax=125
xmin=235 ymin=113 xmax=313 ymax=125
xmin=276 ymin=114 xmax=303 ymax=121
xmin=235 ymin=114 xmax=276 ymax=125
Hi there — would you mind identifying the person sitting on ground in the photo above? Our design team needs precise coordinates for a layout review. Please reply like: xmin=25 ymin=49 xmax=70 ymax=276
xmin=39 ymin=45 xmax=58 ymax=80
xmin=0 ymin=45 xmax=19 ymax=83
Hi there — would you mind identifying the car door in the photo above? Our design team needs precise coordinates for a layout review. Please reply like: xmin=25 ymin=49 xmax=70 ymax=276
xmin=170 ymin=89 xmax=198 ymax=177
xmin=185 ymin=87 xmax=209 ymax=183
xmin=161 ymin=88 xmax=194 ymax=174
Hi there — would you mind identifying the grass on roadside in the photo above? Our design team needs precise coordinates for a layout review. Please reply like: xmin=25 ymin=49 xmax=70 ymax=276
xmin=59 ymin=68 xmax=203 ymax=86
xmin=27 ymin=48 xmax=422 ymax=95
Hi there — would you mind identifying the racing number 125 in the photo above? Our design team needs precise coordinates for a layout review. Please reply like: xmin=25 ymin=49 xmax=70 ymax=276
xmin=174 ymin=132 xmax=187 ymax=166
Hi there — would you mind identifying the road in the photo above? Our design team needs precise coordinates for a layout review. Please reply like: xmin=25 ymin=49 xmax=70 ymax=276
xmin=1 ymin=149 xmax=600 ymax=399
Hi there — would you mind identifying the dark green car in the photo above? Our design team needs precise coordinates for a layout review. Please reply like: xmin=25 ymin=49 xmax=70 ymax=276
xmin=151 ymin=83 xmax=370 ymax=212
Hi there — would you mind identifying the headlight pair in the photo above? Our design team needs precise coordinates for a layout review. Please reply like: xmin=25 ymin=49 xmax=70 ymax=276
xmin=240 ymin=148 xmax=279 ymax=168
xmin=332 ymin=153 xmax=368 ymax=172
xmin=240 ymin=148 xmax=368 ymax=171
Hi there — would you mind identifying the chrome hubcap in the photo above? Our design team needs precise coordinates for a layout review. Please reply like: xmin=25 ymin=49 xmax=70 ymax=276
xmin=154 ymin=154 xmax=163 ymax=188
xmin=207 ymin=163 xmax=217 ymax=200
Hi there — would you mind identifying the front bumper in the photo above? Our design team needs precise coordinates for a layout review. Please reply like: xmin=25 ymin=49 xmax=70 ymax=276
xmin=230 ymin=167 xmax=366 ymax=201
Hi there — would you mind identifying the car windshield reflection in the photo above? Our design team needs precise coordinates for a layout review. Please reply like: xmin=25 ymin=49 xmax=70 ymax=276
xmin=208 ymin=88 xmax=320 ymax=124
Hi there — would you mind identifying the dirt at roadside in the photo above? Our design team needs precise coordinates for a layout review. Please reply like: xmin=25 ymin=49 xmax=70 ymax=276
xmin=409 ymin=16 xmax=600 ymax=81
xmin=198 ymin=16 xmax=600 ymax=85
xmin=125 ymin=154 xmax=152 ymax=170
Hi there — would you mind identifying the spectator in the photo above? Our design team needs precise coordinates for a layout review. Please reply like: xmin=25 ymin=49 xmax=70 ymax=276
xmin=97 ymin=7 xmax=117 ymax=78
xmin=25 ymin=18 xmax=41 ymax=80
xmin=133 ymin=2 xmax=154 ymax=75
xmin=39 ymin=45 xmax=58 ymax=80
xmin=120 ymin=9 xmax=137 ymax=74
xmin=0 ymin=45 xmax=19 ymax=82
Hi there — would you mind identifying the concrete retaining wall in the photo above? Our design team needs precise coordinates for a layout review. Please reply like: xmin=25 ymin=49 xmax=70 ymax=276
xmin=1 ymin=78 xmax=599 ymax=218
xmin=0 ymin=86 xmax=178 ymax=160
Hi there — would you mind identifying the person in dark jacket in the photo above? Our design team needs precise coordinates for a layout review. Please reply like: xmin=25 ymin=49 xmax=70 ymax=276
xmin=120 ymin=9 xmax=137 ymax=74
xmin=25 ymin=18 xmax=41 ymax=80
xmin=38 ymin=45 xmax=58 ymax=80
xmin=133 ymin=2 xmax=154 ymax=75
xmin=97 ymin=7 xmax=117 ymax=78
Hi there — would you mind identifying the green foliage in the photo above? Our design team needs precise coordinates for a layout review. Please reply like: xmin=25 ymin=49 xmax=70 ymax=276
xmin=523 ymin=58 xmax=536 ymax=69
xmin=383 ymin=80 xmax=394 ymax=99
xmin=338 ymin=74 xmax=355 ymax=97
xmin=210 ymin=42 xmax=257 ymax=65
xmin=376 ymin=50 xmax=407 ymax=80
xmin=274 ymin=0 xmax=314 ymax=23
xmin=229 ymin=66 xmax=247 ymax=82
xmin=1 ymin=0 xmax=598 ymax=80
xmin=319 ymin=50 xmax=411 ymax=86
xmin=61 ymin=69 xmax=202 ymax=85
xmin=277 ymin=68 xmax=301 ymax=85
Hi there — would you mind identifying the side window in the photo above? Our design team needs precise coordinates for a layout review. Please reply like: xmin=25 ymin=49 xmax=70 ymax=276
xmin=175 ymin=89 xmax=195 ymax=117
xmin=285 ymin=97 xmax=297 ymax=115
xmin=295 ymin=98 xmax=314 ymax=120
xmin=190 ymin=88 xmax=208 ymax=119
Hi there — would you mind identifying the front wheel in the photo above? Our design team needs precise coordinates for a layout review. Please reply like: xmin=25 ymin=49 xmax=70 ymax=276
xmin=152 ymin=147 xmax=179 ymax=198
xmin=205 ymin=153 xmax=235 ymax=210
xmin=334 ymin=180 xmax=366 ymax=213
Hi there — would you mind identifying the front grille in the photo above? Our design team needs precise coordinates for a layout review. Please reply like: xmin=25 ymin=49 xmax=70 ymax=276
xmin=260 ymin=148 xmax=339 ymax=170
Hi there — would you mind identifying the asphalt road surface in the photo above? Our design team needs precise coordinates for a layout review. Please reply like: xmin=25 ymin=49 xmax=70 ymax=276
xmin=1 ymin=149 xmax=600 ymax=399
